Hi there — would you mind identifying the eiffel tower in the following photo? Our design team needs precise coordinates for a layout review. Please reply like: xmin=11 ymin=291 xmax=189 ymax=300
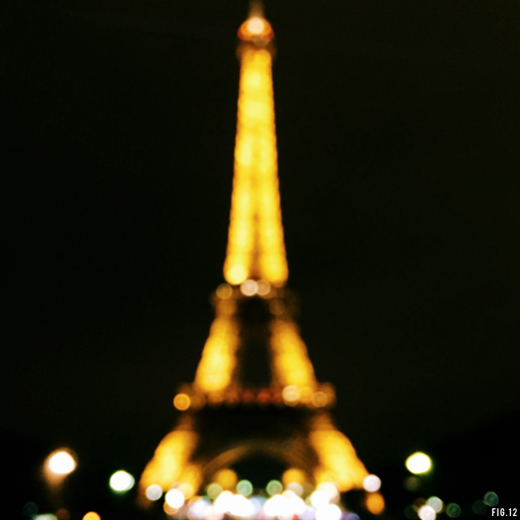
xmin=139 ymin=3 xmax=383 ymax=516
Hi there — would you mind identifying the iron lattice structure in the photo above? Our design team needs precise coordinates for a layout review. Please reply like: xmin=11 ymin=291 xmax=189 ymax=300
xmin=139 ymin=6 xmax=383 ymax=517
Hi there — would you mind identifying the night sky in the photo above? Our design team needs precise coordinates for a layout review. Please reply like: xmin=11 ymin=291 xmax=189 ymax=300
xmin=2 ymin=0 xmax=520 ymax=513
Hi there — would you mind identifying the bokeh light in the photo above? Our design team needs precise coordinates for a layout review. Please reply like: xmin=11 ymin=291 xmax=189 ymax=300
xmin=188 ymin=498 xmax=211 ymax=520
xmin=165 ymin=489 xmax=185 ymax=509
xmin=82 ymin=513 xmax=101 ymax=520
xmin=472 ymin=500 xmax=487 ymax=515
xmin=109 ymin=470 xmax=135 ymax=493
xmin=426 ymin=497 xmax=443 ymax=513
xmin=365 ymin=492 xmax=385 ymax=515
xmin=446 ymin=503 xmax=461 ymax=518
xmin=282 ymin=468 xmax=306 ymax=486
xmin=236 ymin=479 xmax=253 ymax=496
xmin=283 ymin=490 xmax=306 ymax=516
xmin=206 ymin=483 xmax=223 ymax=499
xmin=311 ymin=391 xmax=328 ymax=407
xmin=214 ymin=490 xmax=234 ymax=513
xmin=55 ymin=508 xmax=70 ymax=520
xmin=316 ymin=504 xmax=342 ymax=520
xmin=257 ymin=280 xmax=271 ymax=296
xmin=247 ymin=17 xmax=265 ymax=35
xmin=266 ymin=479 xmax=283 ymax=496
xmin=317 ymin=482 xmax=339 ymax=502
xmin=48 ymin=450 xmax=76 ymax=475
xmin=240 ymin=279 xmax=258 ymax=296
xmin=282 ymin=385 xmax=300 ymax=405
xmin=363 ymin=474 xmax=381 ymax=492
xmin=418 ymin=505 xmax=436 ymax=520
xmin=23 ymin=503 xmax=38 ymax=516
xmin=264 ymin=494 xmax=287 ymax=518
xmin=145 ymin=484 xmax=163 ymax=501
xmin=173 ymin=393 xmax=191 ymax=411
xmin=214 ymin=469 xmax=238 ymax=490
xmin=229 ymin=494 xmax=255 ymax=517
xmin=405 ymin=452 xmax=432 ymax=474
xmin=403 ymin=476 xmax=421 ymax=491
xmin=180 ymin=483 xmax=195 ymax=499
xmin=286 ymin=482 xmax=303 ymax=496
xmin=483 ymin=492 xmax=499 ymax=506
xmin=310 ymin=490 xmax=329 ymax=509
xmin=216 ymin=283 xmax=233 ymax=299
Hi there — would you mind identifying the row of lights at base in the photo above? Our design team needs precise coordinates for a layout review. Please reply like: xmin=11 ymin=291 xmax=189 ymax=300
xmin=143 ymin=474 xmax=384 ymax=518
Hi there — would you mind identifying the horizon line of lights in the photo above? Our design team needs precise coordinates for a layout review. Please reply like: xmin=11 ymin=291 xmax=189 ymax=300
xmin=143 ymin=477 xmax=385 ymax=519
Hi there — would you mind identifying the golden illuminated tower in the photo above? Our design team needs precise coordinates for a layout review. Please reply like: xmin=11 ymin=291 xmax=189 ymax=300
xmin=139 ymin=4 xmax=383 ymax=516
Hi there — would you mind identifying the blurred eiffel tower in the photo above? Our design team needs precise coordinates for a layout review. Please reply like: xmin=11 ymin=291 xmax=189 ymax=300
xmin=139 ymin=2 xmax=384 ymax=516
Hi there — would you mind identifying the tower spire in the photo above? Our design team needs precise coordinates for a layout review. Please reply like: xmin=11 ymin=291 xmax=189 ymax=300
xmin=248 ymin=0 xmax=264 ymax=17
xmin=223 ymin=13 xmax=288 ymax=287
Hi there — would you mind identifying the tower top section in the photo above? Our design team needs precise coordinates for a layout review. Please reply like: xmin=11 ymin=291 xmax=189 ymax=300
xmin=223 ymin=13 xmax=288 ymax=287
xmin=238 ymin=16 xmax=274 ymax=43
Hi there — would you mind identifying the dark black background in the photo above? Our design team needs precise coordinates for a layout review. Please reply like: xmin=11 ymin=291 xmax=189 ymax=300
xmin=2 ymin=0 xmax=520 ymax=516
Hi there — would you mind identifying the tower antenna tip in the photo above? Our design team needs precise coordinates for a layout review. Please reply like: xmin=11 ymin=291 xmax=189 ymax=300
xmin=249 ymin=0 xmax=264 ymax=17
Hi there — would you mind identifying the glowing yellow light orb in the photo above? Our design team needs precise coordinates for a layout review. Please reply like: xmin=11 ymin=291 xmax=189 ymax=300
xmin=238 ymin=16 xmax=274 ymax=42
xmin=365 ymin=492 xmax=385 ymax=515
xmin=311 ymin=391 xmax=328 ymax=407
xmin=282 ymin=385 xmax=300 ymax=405
xmin=82 ymin=513 xmax=101 ymax=520
xmin=216 ymin=283 xmax=233 ymax=299
xmin=173 ymin=393 xmax=191 ymax=411
xmin=48 ymin=450 xmax=76 ymax=475
xmin=405 ymin=452 xmax=432 ymax=474
xmin=240 ymin=279 xmax=258 ymax=296
xmin=257 ymin=280 xmax=271 ymax=296
xmin=225 ymin=266 xmax=247 ymax=286
xmin=282 ymin=468 xmax=306 ymax=486
xmin=214 ymin=468 xmax=238 ymax=490
xmin=247 ymin=17 xmax=265 ymax=35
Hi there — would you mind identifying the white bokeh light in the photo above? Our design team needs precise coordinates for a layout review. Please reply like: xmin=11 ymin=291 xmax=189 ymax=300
xmin=48 ymin=450 xmax=76 ymax=475
xmin=165 ymin=489 xmax=185 ymax=509
xmin=316 ymin=504 xmax=342 ymax=520
xmin=146 ymin=484 xmax=163 ymax=501
xmin=363 ymin=474 xmax=382 ymax=492
xmin=109 ymin=470 xmax=135 ymax=492
xmin=418 ymin=505 xmax=436 ymax=520
xmin=406 ymin=452 xmax=432 ymax=474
